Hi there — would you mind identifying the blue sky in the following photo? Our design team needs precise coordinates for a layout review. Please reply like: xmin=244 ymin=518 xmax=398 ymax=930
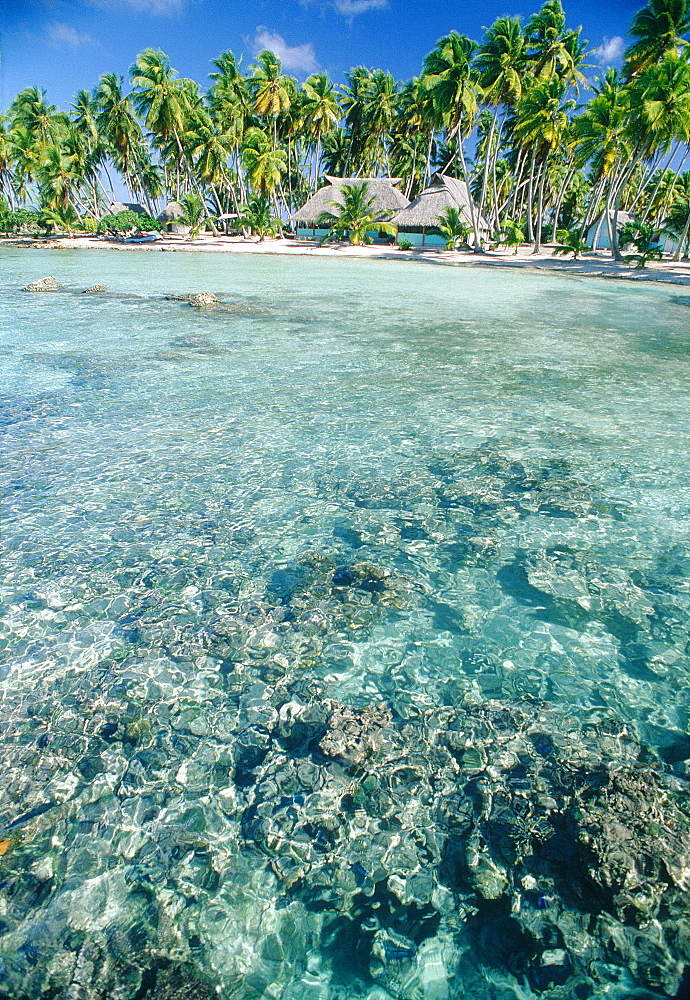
xmin=1 ymin=0 xmax=642 ymax=111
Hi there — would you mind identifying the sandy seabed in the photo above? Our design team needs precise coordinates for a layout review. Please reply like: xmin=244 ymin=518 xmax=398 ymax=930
xmin=5 ymin=232 xmax=690 ymax=286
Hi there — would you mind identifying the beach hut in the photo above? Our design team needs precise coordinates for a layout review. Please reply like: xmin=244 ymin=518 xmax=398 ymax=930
xmin=157 ymin=201 xmax=189 ymax=235
xmin=586 ymin=211 xmax=635 ymax=251
xmin=388 ymin=173 xmax=490 ymax=248
xmin=108 ymin=201 xmax=148 ymax=216
xmin=291 ymin=176 xmax=409 ymax=239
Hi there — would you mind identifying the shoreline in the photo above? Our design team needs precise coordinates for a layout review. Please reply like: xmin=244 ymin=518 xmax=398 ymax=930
xmin=4 ymin=233 xmax=690 ymax=286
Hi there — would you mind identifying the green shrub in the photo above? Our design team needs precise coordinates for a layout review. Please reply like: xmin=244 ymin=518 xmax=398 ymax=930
xmin=398 ymin=238 xmax=413 ymax=251
xmin=97 ymin=210 xmax=161 ymax=235
xmin=0 ymin=208 xmax=41 ymax=234
xmin=79 ymin=216 xmax=99 ymax=234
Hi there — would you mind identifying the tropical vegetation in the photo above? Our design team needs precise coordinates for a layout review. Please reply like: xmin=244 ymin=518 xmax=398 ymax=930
xmin=0 ymin=0 xmax=689 ymax=260
xmin=317 ymin=182 xmax=396 ymax=245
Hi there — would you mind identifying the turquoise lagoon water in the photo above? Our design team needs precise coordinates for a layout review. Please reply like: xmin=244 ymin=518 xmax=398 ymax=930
xmin=1 ymin=247 xmax=690 ymax=999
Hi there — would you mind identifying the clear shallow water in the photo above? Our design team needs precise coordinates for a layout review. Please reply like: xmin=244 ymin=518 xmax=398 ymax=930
xmin=1 ymin=248 xmax=690 ymax=999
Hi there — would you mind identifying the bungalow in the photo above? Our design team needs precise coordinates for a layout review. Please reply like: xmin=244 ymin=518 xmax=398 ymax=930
xmin=389 ymin=173 xmax=490 ymax=247
xmin=585 ymin=211 xmax=635 ymax=251
xmin=291 ymin=176 xmax=409 ymax=239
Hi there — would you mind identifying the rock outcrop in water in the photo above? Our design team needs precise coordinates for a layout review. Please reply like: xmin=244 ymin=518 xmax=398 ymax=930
xmin=164 ymin=292 xmax=219 ymax=306
xmin=82 ymin=284 xmax=107 ymax=294
xmin=188 ymin=292 xmax=220 ymax=307
xmin=1 ymin=687 xmax=688 ymax=1000
xmin=22 ymin=276 xmax=61 ymax=292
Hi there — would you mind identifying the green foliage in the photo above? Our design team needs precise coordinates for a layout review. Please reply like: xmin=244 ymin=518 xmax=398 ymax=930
xmin=619 ymin=220 xmax=665 ymax=267
xmin=552 ymin=228 xmax=589 ymax=259
xmin=236 ymin=193 xmax=278 ymax=241
xmin=38 ymin=205 xmax=77 ymax=234
xmin=496 ymin=219 xmax=524 ymax=254
xmin=398 ymin=238 xmax=413 ymax=250
xmin=97 ymin=210 xmax=161 ymax=235
xmin=79 ymin=216 xmax=99 ymax=234
xmin=0 ymin=208 xmax=41 ymax=234
xmin=317 ymin=182 xmax=396 ymax=246
xmin=180 ymin=192 xmax=207 ymax=238
xmin=436 ymin=206 xmax=471 ymax=249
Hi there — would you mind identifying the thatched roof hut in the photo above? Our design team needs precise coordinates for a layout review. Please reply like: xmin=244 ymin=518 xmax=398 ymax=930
xmin=157 ymin=202 xmax=185 ymax=223
xmin=108 ymin=201 xmax=147 ymax=216
xmin=389 ymin=173 xmax=490 ymax=241
xmin=291 ymin=176 xmax=409 ymax=227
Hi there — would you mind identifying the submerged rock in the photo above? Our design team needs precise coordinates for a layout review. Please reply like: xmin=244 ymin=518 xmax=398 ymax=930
xmin=22 ymin=276 xmax=61 ymax=292
xmin=236 ymin=696 xmax=690 ymax=997
xmin=188 ymin=292 xmax=219 ymax=307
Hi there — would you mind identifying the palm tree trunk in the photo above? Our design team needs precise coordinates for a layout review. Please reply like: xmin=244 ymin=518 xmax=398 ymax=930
xmin=456 ymin=140 xmax=481 ymax=251
xmin=424 ymin=130 xmax=434 ymax=187
xmin=478 ymin=109 xmax=498 ymax=222
xmin=659 ymin=150 xmax=689 ymax=225
xmin=489 ymin=111 xmax=507 ymax=231
xmin=639 ymin=143 xmax=679 ymax=225
xmin=551 ymin=156 xmax=575 ymax=243
xmin=672 ymin=208 xmax=690 ymax=261
xmin=504 ymin=145 xmax=526 ymax=223
xmin=581 ymin=173 xmax=606 ymax=236
xmin=533 ymin=152 xmax=549 ymax=253
xmin=610 ymin=149 xmax=644 ymax=261
xmin=526 ymin=147 xmax=537 ymax=243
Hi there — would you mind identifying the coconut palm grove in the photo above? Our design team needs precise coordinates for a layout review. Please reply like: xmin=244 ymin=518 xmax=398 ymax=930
xmin=2 ymin=0 xmax=690 ymax=257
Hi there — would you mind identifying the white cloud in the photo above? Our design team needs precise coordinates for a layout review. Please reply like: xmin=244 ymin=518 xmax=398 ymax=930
xmin=591 ymin=36 xmax=625 ymax=66
xmin=90 ymin=0 xmax=185 ymax=14
xmin=253 ymin=28 xmax=318 ymax=73
xmin=45 ymin=21 xmax=96 ymax=48
xmin=332 ymin=0 xmax=388 ymax=14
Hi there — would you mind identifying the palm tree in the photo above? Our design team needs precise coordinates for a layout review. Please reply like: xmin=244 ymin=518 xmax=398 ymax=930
xmin=9 ymin=87 xmax=68 ymax=150
xmin=340 ymin=66 xmax=373 ymax=174
xmin=302 ymin=72 xmax=339 ymax=191
xmin=552 ymin=228 xmax=589 ymax=257
xmin=390 ymin=77 xmax=437 ymax=195
xmin=179 ymin=191 xmax=206 ymax=238
xmin=129 ymin=49 xmax=190 ymax=197
xmin=475 ymin=16 xmax=526 ymax=226
xmin=665 ymin=170 xmax=690 ymax=257
xmin=497 ymin=218 xmax=525 ymax=253
xmin=364 ymin=70 xmax=399 ymax=175
xmin=436 ymin=206 xmax=471 ymax=249
xmin=317 ymin=182 xmax=396 ymax=245
xmin=513 ymin=77 xmax=574 ymax=250
xmin=322 ymin=128 xmax=350 ymax=177
xmin=624 ymin=0 xmax=690 ymax=76
xmin=251 ymin=50 xmax=292 ymax=152
xmin=185 ymin=116 xmax=236 ymax=215
xmin=237 ymin=192 xmax=278 ymax=241
xmin=0 ymin=118 xmax=13 ymax=208
xmin=423 ymin=32 xmax=483 ymax=247
xmin=525 ymin=0 xmax=586 ymax=88
xmin=604 ymin=51 xmax=690 ymax=259
xmin=38 ymin=127 xmax=86 ymax=221
xmin=241 ymin=126 xmax=286 ymax=223
xmin=209 ymin=50 xmax=253 ymax=204
xmin=93 ymin=74 xmax=142 ymax=200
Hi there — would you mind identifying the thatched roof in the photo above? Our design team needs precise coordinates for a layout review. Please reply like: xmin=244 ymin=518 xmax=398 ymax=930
xmin=157 ymin=201 xmax=185 ymax=222
xmin=108 ymin=201 xmax=147 ymax=216
xmin=291 ymin=176 xmax=409 ymax=226
xmin=389 ymin=173 xmax=490 ymax=233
